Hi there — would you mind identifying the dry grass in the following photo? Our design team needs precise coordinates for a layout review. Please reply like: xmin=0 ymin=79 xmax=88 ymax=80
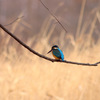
xmin=0 ymin=39 xmax=100 ymax=100
xmin=0 ymin=0 xmax=100 ymax=100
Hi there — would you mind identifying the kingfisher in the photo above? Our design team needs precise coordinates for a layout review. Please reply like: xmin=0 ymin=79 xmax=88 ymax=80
xmin=47 ymin=45 xmax=64 ymax=61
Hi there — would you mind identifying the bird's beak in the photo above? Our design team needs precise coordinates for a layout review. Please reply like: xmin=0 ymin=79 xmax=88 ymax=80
xmin=47 ymin=49 xmax=52 ymax=54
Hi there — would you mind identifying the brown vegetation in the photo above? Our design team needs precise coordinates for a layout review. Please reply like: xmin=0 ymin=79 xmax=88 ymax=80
xmin=0 ymin=0 xmax=100 ymax=100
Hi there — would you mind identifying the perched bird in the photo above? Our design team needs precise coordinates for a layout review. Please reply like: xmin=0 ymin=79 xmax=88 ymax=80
xmin=47 ymin=45 xmax=64 ymax=61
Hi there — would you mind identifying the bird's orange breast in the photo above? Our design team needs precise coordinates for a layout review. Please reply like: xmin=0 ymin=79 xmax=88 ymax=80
xmin=52 ymin=52 xmax=60 ymax=60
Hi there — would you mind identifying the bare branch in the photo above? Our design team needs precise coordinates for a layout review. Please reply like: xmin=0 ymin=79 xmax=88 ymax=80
xmin=39 ymin=0 xmax=68 ymax=33
xmin=0 ymin=24 xmax=100 ymax=66
xmin=4 ymin=16 xmax=24 ymax=26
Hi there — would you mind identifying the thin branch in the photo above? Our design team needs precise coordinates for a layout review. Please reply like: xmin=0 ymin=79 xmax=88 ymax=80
xmin=0 ymin=24 xmax=100 ymax=66
xmin=4 ymin=16 xmax=24 ymax=26
xmin=39 ymin=0 xmax=68 ymax=33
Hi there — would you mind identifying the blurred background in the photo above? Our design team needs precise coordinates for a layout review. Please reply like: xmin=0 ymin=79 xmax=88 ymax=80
xmin=0 ymin=0 xmax=100 ymax=100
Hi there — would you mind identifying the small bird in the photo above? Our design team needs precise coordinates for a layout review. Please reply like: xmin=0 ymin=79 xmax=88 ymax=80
xmin=47 ymin=45 xmax=64 ymax=61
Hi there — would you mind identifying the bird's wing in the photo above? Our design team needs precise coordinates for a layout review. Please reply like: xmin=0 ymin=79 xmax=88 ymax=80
xmin=53 ymin=49 xmax=61 ymax=58
xmin=53 ymin=49 xmax=64 ymax=60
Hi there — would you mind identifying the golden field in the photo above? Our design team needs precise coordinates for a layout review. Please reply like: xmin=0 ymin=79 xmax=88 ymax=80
xmin=0 ymin=0 xmax=100 ymax=100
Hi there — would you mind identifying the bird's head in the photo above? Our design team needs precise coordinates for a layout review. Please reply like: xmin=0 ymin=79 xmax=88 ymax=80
xmin=47 ymin=45 xmax=59 ymax=54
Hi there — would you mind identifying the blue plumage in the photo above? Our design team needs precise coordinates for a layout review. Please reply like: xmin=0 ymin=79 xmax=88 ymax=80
xmin=52 ymin=48 xmax=64 ymax=61
xmin=47 ymin=45 xmax=64 ymax=61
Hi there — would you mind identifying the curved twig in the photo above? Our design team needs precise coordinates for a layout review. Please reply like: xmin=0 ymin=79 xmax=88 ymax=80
xmin=0 ymin=24 xmax=100 ymax=66
xmin=39 ymin=0 xmax=67 ymax=33
xmin=4 ymin=16 xmax=24 ymax=26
